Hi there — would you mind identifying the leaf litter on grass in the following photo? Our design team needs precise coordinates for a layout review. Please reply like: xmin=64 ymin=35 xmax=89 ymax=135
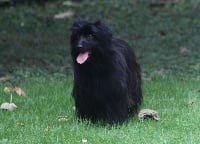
xmin=4 ymin=86 xmax=26 ymax=96
xmin=0 ymin=102 xmax=17 ymax=111
xmin=1 ymin=86 xmax=26 ymax=111
xmin=82 ymin=139 xmax=88 ymax=143
xmin=0 ymin=76 xmax=9 ymax=82
xmin=188 ymin=100 xmax=194 ymax=106
xmin=45 ymin=126 xmax=51 ymax=132
xmin=138 ymin=109 xmax=160 ymax=121
xmin=16 ymin=122 xmax=25 ymax=127
xmin=57 ymin=116 xmax=69 ymax=122
xmin=14 ymin=87 xmax=26 ymax=96
xmin=54 ymin=11 xmax=74 ymax=19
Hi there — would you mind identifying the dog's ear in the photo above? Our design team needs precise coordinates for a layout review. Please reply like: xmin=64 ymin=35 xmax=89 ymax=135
xmin=94 ymin=20 xmax=113 ymax=38
xmin=94 ymin=20 xmax=102 ymax=26
xmin=71 ymin=19 xmax=87 ymax=31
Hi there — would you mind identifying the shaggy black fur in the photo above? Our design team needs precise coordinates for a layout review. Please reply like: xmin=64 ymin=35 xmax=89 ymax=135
xmin=70 ymin=20 xmax=142 ymax=124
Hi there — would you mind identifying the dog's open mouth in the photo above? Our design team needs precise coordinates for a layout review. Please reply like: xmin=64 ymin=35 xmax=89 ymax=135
xmin=76 ymin=51 xmax=91 ymax=64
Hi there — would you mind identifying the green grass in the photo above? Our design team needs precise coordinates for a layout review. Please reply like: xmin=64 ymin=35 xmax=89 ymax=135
xmin=0 ymin=77 xmax=199 ymax=143
xmin=0 ymin=1 xmax=200 ymax=144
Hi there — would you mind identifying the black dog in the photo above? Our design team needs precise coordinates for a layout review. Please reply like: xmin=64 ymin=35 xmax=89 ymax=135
xmin=70 ymin=20 xmax=142 ymax=124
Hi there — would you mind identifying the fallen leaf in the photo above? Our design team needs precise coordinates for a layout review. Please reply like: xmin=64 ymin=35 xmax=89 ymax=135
xmin=0 ymin=77 xmax=9 ymax=82
xmin=57 ymin=116 xmax=68 ymax=122
xmin=138 ymin=109 xmax=160 ymax=121
xmin=16 ymin=122 xmax=25 ymax=127
xmin=45 ymin=126 xmax=51 ymax=132
xmin=142 ymin=77 xmax=152 ymax=81
xmin=0 ymin=102 xmax=17 ymax=111
xmin=14 ymin=87 xmax=26 ymax=96
xmin=153 ymin=68 xmax=164 ymax=75
xmin=82 ymin=139 xmax=87 ymax=143
xmin=54 ymin=11 xmax=74 ymax=19
xmin=4 ymin=86 xmax=26 ymax=96
xmin=188 ymin=101 xmax=194 ymax=106
xmin=179 ymin=47 xmax=191 ymax=55
xmin=4 ymin=87 xmax=14 ymax=93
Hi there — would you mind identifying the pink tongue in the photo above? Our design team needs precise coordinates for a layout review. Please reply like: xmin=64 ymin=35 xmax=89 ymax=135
xmin=76 ymin=52 xmax=89 ymax=64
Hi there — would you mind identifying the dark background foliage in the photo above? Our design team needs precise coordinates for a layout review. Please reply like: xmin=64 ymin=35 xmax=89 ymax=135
xmin=0 ymin=0 xmax=199 ymax=80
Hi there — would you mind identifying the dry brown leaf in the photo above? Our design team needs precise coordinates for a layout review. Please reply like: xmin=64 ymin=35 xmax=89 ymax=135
xmin=138 ymin=109 xmax=160 ymax=121
xmin=82 ymin=139 xmax=87 ymax=143
xmin=142 ymin=77 xmax=152 ymax=81
xmin=4 ymin=87 xmax=14 ymax=93
xmin=16 ymin=122 xmax=25 ymax=127
xmin=0 ymin=77 xmax=9 ymax=82
xmin=45 ymin=126 xmax=51 ymax=132
xmin=153 ymin=68 xmax=164 ymax=75
xmin=57 ymin=116 xmax=68 ymax=122
xmin=54 ymin=11 xmax=74 ymax=19
xmin=4 ymin=86 xmax=26 ymax=96
xmin=179 ymin=47 xmax=191 ymax=55
xmin=0 ymin=102 xmax=17 ymax=111
xmin=14 ymin=87 xmax=26 ymax=96
xmin=188 ymin=101 xmax=194 ymax=106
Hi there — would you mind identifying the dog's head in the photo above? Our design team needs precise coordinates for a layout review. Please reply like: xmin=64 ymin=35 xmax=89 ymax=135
xmin=70 ymin=20 xmax=112 ymax=64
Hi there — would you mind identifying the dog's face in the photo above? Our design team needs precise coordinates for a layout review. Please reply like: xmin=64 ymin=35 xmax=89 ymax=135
xmin=70 ymin=20 xmax=112 ymax=64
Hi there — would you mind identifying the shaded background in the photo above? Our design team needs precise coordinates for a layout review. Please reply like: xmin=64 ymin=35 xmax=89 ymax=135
xmin=0 ymin=0 xmax=199 ymax=82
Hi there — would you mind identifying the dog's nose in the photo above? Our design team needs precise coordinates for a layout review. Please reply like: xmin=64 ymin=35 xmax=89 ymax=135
xmin=77 ymin=36 xmax=86 ymax=49
xmin=77 ymin=44 xmax=83 ymax=49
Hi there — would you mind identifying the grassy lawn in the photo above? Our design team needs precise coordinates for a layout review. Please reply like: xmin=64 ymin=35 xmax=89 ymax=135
xmin=0 ymin=77 xmax=199 ymax=143
xmin=0 ymin=0 xmax=200 ymax=143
